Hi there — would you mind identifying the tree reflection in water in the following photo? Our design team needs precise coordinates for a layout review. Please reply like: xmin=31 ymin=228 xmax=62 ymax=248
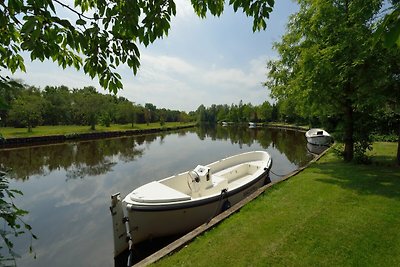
xmin=0 ymin=127 xmax=313 ymax=182
xmin=0 ymin=137 xmax=145 ymax=181
xmin=194 ymin=124 xmax=312 ymax=167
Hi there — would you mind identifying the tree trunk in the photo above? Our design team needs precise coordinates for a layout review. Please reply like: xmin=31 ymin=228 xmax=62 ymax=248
xmin=343 ymin=102 xmax=354 ymax=162
xmin=397 ymin=122 xmax=400 ymax=166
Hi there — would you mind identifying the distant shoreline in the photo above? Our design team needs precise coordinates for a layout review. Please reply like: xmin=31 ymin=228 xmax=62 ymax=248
xmin=0 ymin=122 xmax=310 ymax=149
xmin=0 ymin=124 xmax=195 ymax=149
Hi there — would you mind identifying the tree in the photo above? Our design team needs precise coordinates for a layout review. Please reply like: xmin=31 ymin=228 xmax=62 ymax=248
xmin=258 ymin=101 xmax=273 ymax=122
xmin=144 ymin=103 xmax=157 ymax=123
xmin=1 ymin=0 xmax=274 ymax=93
xmin=42 ymin=85 xmax=72 ymax=125
xmin=0 ymin=80 xmax=24 ymax=127
xmin=8 ymin=87 xmax=45 ymax=132
xmin=72 ymin=87 xmax=104 ymax=130
xmin=116 ymin=101 xmax=136 ymax=127
xmin=265 ymin=0 xmax=397 ymax=162
xmin=196 ymin=105 xmax=206 ymax=124
xmin=99 ymin=95 xmax=117 ymax=127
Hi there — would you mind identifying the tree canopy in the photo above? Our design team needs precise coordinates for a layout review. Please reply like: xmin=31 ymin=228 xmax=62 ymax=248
xmin=374 ymin=1 xmax=400 ymax=47
xmin=0 ymin=0 xmax=275 ymax=92
xmin=266 ymin=0 xmax=400 ymax=162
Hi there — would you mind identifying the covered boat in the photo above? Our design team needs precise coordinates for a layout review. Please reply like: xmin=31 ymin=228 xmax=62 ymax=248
xmin=305 ymin=128 xmax=332 ymax=145
xmin=110 ymin=151 xmax=272 ymax=257
xmin=248 ymin=122 xmax=257 ymax=128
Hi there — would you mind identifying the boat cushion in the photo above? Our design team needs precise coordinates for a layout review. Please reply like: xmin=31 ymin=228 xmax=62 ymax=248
xmin=130 ymin=181 xmax=191 ymax=203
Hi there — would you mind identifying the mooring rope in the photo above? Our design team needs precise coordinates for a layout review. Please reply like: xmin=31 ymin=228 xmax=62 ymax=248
xmin=269 ymin=169 xmax=288 ymax=177
xmin=207 ymin=188 xmax=228 ymax=223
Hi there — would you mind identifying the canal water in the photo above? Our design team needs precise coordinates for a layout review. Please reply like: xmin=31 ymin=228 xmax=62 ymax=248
xmin=1 ymin=125 xmax=316 ymax=266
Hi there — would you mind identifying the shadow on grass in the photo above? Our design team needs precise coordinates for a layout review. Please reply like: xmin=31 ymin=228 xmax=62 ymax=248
xmin=312 ymin=159 xmax=400 ymax=201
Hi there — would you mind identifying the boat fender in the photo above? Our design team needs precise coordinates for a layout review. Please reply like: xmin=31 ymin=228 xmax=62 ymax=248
xmin=219 ymin=188 xmax=230 ymax=212
xmin=222 ymin=200 xmax=231 ymax=211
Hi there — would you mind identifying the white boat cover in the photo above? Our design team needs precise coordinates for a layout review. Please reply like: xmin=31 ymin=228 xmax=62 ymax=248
xmin=129 ymin=181 xmax=191 ymax=203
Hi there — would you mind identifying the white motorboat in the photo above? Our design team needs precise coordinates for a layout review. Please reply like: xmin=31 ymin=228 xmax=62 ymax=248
xmin=110 ymin=151 xmax=272 ymax=257
xmin=248 ymin=122 xmax=257 ymax=128
xmin=305 ymin=128 xmax=332 ymax=145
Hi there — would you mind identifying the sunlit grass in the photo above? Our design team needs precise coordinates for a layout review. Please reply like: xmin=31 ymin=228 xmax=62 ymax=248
xmin=266 ymin=122 xmax=309 ymax=130
xmin=153 ymin=142 xmax=400 ymax=266
xmin=0 ymin=122 xmax=195 ymax=138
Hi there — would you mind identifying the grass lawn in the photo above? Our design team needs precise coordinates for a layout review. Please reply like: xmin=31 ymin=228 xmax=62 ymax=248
xmin=266 ymin=122 xmax=309 ymax=130
xmin=153 ymin=142 xmax=400 ymax=266
xmin=0 ymin=122 xmax=195 ymax=138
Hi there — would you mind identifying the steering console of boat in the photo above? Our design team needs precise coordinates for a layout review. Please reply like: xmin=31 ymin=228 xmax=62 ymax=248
xmin=189 ymin=170 xmax=200 ymax=183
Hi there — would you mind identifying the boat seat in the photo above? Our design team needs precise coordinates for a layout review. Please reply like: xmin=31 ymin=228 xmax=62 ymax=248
xmin=212 ymin=175 xmax=228 ymax=188
xmin=130 ymin=181 xmax=191 ymax=203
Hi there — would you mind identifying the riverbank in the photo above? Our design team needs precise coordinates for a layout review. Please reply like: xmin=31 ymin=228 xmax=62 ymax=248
xmin=152 ymin=142 xmax=400 ymax=266
xmin=264 ymin=122 xmax=309 ymax=132
xmin=0 ymin=123 xmax=195 ymax=148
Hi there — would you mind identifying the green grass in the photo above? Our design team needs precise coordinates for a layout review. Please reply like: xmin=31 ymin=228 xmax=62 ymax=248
xmin=0 ymin=122 xmax=195 ymax=138
xmin=153 ymin=142 xmax=400 ymax=267
xmin=266 ymin=122 xmax=309 ymax=130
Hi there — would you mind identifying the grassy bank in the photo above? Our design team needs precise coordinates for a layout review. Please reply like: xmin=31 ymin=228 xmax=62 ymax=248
xmin=153 ymin=142 xmax=400 ymax=266
xmin=266 ymin=122 xmax=309 ymax=130
xmin=0 ymin=122 xmax=195 ymax=138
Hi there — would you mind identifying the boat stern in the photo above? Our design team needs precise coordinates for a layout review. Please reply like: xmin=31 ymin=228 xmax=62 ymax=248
xmin=110 ymin=193 xmax=129 ymax=257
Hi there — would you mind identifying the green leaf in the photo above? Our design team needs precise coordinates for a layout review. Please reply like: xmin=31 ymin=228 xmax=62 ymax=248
xmin=21 ymin=18 xmax=36 ymax=34
xmin=384 ymin=19 xmax=400 ymax=47
xmin=76 ymin=19 xmax=86 ymax=26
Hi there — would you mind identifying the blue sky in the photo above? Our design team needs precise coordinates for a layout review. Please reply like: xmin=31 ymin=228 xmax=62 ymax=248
xmin=8 ymin=0 xmax=298 ymax=112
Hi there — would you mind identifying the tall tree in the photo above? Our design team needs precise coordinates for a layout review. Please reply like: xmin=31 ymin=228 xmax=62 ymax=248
xmin=0 ymin=0 xmax=274 ymax=92
xmin=116 ymin=101 xmax=136 ymax=127
xmin=72 ymin=86 xmax=104 ymax=130
xmin=8 ymin=87 xmax=45 ymax=132
xmin=0 ymin=80 xmax=23 ymax=126
xmin=265 ymin=0 xmax=397 ymax=161
xmin=42 ymin=85 xmax=72 ymax=125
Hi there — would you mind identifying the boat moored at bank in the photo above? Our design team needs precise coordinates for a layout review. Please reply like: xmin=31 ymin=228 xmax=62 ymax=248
xmin=110 ymin=150 xmax=272 ymax=258
xmin=305 ymin=128 xmax=332 ymax=146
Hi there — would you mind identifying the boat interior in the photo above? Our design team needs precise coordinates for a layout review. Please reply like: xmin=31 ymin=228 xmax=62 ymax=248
xmin=128 ymin=158 xmax=269 ymax=203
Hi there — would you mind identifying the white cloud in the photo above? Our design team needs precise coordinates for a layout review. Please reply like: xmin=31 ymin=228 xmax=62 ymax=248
xmin=174 ymin=0 xmax=196 ymax=20
xmin=118 ymin=53 xmax=271 ymax=111
xmin=140 ymin=54 xmax=196 ymax=76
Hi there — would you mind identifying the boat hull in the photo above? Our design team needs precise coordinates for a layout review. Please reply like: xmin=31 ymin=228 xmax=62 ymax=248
xmin=306 ymin=135 xmax=331 ymax=146
xmin=305 ymin=128 xmax=332 ymax=146
xmin=110 ymin=151 xmax=272 ymax=257
xmin=127 ymin=172 xmax=268 ymax=245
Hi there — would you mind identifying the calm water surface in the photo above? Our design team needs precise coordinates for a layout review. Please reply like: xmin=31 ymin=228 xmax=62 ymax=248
xmin=1 ymin=126 xmax=315 ymax=266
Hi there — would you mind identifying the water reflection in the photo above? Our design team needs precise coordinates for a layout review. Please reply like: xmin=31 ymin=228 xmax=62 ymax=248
xmin=194 ymin=124 xmax=312 ymax=168
xmin=306 ymin=142 xmax=329 ymax=155
xmin=0 ymin=126 xmax=314 ymax=267
xmin=0 ymin=137 xmax=145 ymax=181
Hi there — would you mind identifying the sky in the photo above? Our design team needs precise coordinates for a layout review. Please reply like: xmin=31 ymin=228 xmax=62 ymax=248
xmin=7 ymin=0 xmax=298 ymax=112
